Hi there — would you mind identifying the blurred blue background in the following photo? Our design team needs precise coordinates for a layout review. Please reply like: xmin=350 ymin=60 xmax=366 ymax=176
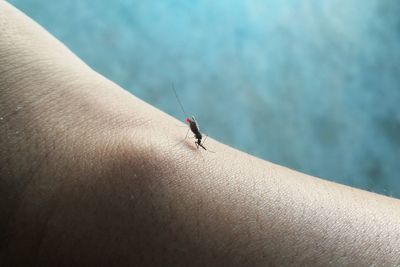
xmin=10 ymin=0 xmax=400 ymax=197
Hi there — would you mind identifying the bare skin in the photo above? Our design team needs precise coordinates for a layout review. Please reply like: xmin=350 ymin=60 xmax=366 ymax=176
xmin=1 ymin=2 xmax=399 ymax=266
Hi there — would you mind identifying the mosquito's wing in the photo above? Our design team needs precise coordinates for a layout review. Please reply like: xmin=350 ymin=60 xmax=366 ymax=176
xmin=192 ymin=116 xmax=201 ymax=131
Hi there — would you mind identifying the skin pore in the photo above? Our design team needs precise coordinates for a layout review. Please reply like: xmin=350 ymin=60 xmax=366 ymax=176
xmin=1 ymin=1 xmax=400 ymax=266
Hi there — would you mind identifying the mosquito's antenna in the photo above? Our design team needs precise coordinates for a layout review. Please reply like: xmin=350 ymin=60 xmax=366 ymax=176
xmin=172 ymin=83 xmax=188 ymax=117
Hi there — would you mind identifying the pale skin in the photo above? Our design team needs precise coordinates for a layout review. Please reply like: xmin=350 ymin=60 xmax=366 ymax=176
xmin=1 ymin=2 xmax=399 ymax=266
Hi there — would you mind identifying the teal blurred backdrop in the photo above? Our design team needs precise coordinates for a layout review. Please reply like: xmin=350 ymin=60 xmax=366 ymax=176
xmin=9 ymin=0 xmax=400 ymax=197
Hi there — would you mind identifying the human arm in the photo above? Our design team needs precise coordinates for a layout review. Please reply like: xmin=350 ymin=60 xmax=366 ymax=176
xmin=1 ymin=2 xmax=400 ymax=266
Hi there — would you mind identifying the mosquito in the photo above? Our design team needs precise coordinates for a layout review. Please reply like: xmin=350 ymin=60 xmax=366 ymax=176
xmin=172 ymin=85 xmax=211 ymax=151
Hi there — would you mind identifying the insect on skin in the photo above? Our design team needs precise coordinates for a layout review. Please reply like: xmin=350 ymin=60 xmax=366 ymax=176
xmin=172 ymin=85 xmax=211 ymax=151
xmin=186 ymin=115 xmax=208 ymax=150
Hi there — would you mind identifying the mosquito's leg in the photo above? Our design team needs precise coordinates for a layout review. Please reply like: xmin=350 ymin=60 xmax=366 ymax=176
xmin=202 ymin=134 xmax=208 ymax=145
xmin=172 ymin=128 xmax=190 ymax=148
xmin=183 ymin=128 xmax=190 ymax=141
